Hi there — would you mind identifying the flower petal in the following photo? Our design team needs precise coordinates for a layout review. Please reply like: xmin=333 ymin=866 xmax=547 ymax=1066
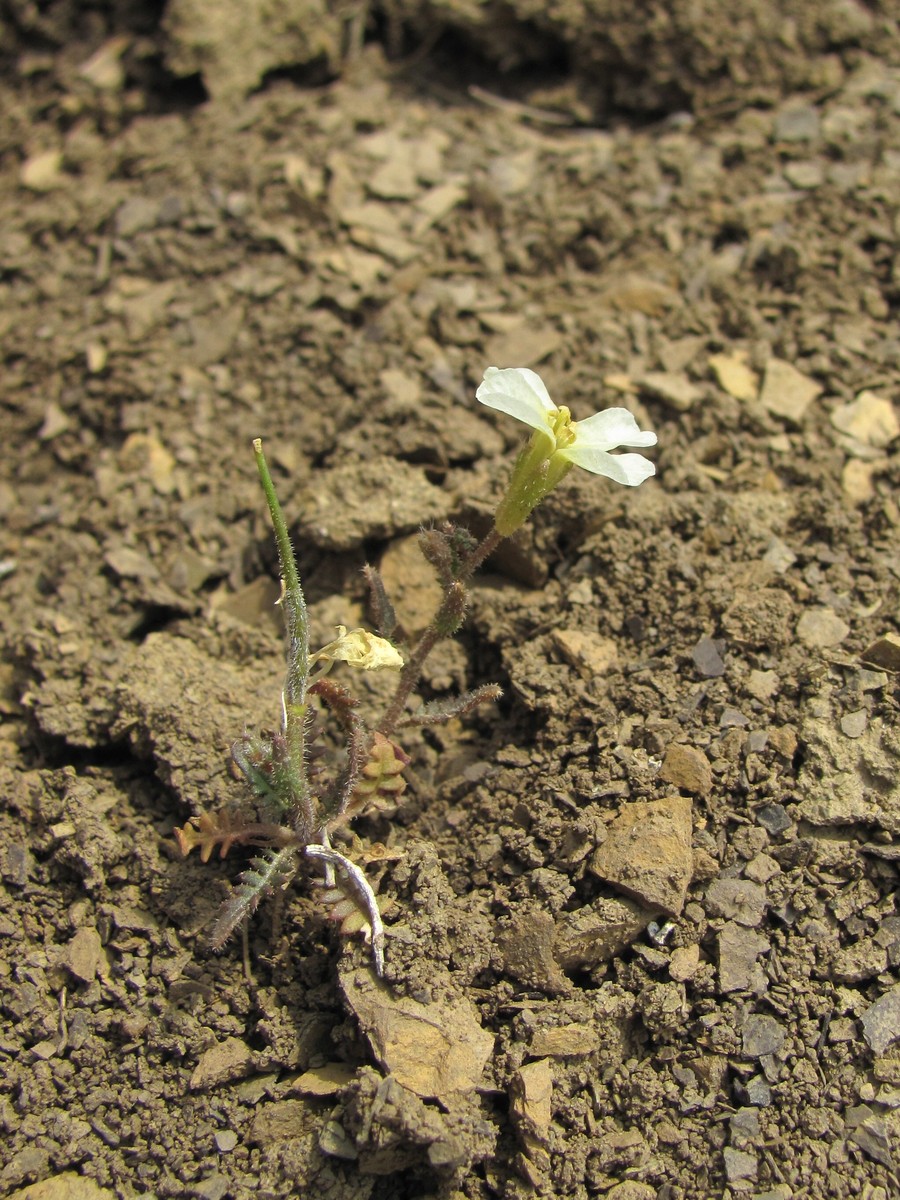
xmin=574 ymin=407 xmax=658 ymax=451
xmin=562 ymin=445 xmax=657 ymax=486
xmin=475 ymin=366 xmax=556 ymax=433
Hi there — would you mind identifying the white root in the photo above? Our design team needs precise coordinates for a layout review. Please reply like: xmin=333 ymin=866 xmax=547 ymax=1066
xmin=305 ymin=843 xmax=385 ymax=976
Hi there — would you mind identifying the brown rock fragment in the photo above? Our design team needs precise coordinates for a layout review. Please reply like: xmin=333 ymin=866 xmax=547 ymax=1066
xmin=340 ymin=970 xmax=494 ymax=1099
xmin=498 ymin=909 xmax=570 ymax=995
xmin=861 ymin=985 xmax=900 ymax=1055
xmin=379 ymin=534 xmax=443 ymax=638
xmin=5 ymin=1173 xmax=117 ymax=1200
xmin=340 ymin=1070 xmax=478 ymax=1174
xmin=830 ymin=939 xmax=889 ymax=984
xmin=691 ymin=1054 xmax=729 ymax=1093
xmin=841 ymin=459 xmax=877 ymax=506
xmin=552 ymin=629 xmax=618 ymax=680
xmin=530 ymin=1024 xmax=600 ymax=1057
xmin=691 ymin=847 xmax=720 ymax=882
xmin=830 ymin=390 xmax=899 ymax=448
xmin=299 ymin=460 xmax=452 ymax=551
xmin=189 ymin=1037 xmax=255 ymax=1090
xmin=718 ymin=922 xmax=770 ymax=993
xmin=861 ymin=632 xmax=900 ymax=673
xmin=590 ymin=1128 xmax=650 ymax=1184
xmin=638 ymin=371 xmax=700 ymax=412
xmin=768 ymin=725 xmax=798 ymax=758
xmin=510 ymin=1058 xmax=552 ymax=1185
xmin=606 ymin=1184 xmax=657 ymax=1200
xmin=669 ymin=943 xmax=701 ymax=982
xmin=797 ymin=605 xmax=851 ymax=648
xmin=708 ymin=351 xmax=758 ymax=402
xmin=705 ymin=878 xmax=768 ymax=926
xmin=553 ymin=895 xmax=651 ymax=970
xmin=723 ymin=587 xmax=795 ymax=648
xmin=659 ymin=744 xmax=713 ymax=796
xmin=56 ymin=927 xmax=104 ymax=984
xmin=118 ymin=432 xmax=176 ymax=494
xmin=759 ymin=358 xmax=822 ymax=424
xmin=293 ymin=1063 xmax=356 ymax=1097
xmin=249 ymin=1099 xmax=310 ymax=1143
xmin=590 ymin=797 xmax=694 ymax=915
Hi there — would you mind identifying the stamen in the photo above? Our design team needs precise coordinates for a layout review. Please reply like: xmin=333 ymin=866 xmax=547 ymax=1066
xmin=551 ymin=406 xmax=576 ymax=449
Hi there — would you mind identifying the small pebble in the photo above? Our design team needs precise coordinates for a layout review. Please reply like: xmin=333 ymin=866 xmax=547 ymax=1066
xmin=861 ymin=985 xmax=900 ymax=1055
xmin=755 ymin=804 xmax=791 ymax=835
xmin=744 ymin=853 xmax=780 ymax=884
xmin=638 ymin=371 xmax=700 ymax=412
xmin=783 ymin=161 xmax=824 ymax=189
xmin=742 ymin=1013 xmax=786 ymax=1058
xmin=840 ymin=709 xmax=867 ymax=738
xmin=708 ymin=351 xmax=758 ymax=402
xmin=858 ymin=668 xmax=887 ymax=692
xmin=736 ymin=1074 xmax=772 ymax=1107
xmin=774 ymin=103 xmax=820 ymax=141
xmin=706 ymin=878 xmax=768 ymax=926
xmin=746 ymin=669 xmax=779 ymax=701
xmin=718 ymin=923 xmax=770 ymax=993
xmin=796 ymin=606 xmax=850 ymax=648
xmin=214 ymin=1130 xmax=238 ymax=1153
xmin=3 ymin=844 xmax=33 ymax=887
xmin=723 ymin=1146 xmax=758 ymax=1182
xmin=762 ymin=537 xmax=797 ymax=573
xmin=861 ymin=633 xmax=900 ymax=672
xmin=729 ymin=1107 xmax=760 ymax=1138
xmin=658 ymin=743 xmax=712 ymax=796
xmin=830 ymin=390 xmax=899 ymax=449
xmin=759 ymin=358 xmax=822 ymax=425
xmin=692 ymin=636 xmax=726 ymax=677
xmin=746 ymin=730 xmax=768 ymax=753
xmin=58 ymin=927 xmax=104 ymax=984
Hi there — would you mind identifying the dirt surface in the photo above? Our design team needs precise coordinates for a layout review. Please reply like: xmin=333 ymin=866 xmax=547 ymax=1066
xmin=2 ymin=3 xmax=900 ymax=1199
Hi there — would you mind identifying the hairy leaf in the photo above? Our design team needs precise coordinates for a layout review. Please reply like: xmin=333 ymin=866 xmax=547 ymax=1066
xmin=209 ymin=846 xmax=298 ymax=950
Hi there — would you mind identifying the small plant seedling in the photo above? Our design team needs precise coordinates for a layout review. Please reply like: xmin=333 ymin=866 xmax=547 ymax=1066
xmin=175 ymin=367 xmax=657 ymax=975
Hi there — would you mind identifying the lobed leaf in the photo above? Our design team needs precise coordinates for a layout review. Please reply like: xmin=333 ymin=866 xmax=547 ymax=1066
xmin=209 ymin=845 xmax=298 ymax=950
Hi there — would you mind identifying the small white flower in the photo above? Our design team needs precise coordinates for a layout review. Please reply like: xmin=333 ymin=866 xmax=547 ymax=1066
xmin=476 ymin=366 xmax=657 ymax=486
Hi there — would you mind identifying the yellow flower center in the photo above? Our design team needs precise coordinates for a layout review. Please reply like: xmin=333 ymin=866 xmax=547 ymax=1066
xmin=549 ymin=406 xmax=577 ymax=451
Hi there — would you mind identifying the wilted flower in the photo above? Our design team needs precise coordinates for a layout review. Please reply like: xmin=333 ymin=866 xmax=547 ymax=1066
xmin=476 ymin=366 xmax=658 ymax=534
xmin=311 ymin=626 xmax=404 ymax=673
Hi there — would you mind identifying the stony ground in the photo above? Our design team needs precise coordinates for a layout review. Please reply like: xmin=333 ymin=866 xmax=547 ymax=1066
xmin=1 ymin=3 xmax=899 ymax=1199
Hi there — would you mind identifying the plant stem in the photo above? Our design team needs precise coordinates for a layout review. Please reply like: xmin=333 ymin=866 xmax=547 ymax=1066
xmin=379 ymin=525 xmax=503 ymax=735
xmin=252 ymin=439 xmax=312 ymax=825
xmin=253 ymin=440 xmax=309 ymax=699
xmin=463 ymin=526 xmax=502 ymax=578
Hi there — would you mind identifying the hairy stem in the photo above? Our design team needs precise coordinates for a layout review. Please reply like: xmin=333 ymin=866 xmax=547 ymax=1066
xmin=463 ymin=526 xmax=502 ymax=578
xmin=253 ymin=439 xmax=312 ymax=826
xmin=379 ymin=525 xmax=503 ymax=735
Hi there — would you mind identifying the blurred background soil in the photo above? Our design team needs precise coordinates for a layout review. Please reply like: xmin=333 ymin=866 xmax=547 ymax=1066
xmin=1 ymin=2 xmax=899 ymax=1198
